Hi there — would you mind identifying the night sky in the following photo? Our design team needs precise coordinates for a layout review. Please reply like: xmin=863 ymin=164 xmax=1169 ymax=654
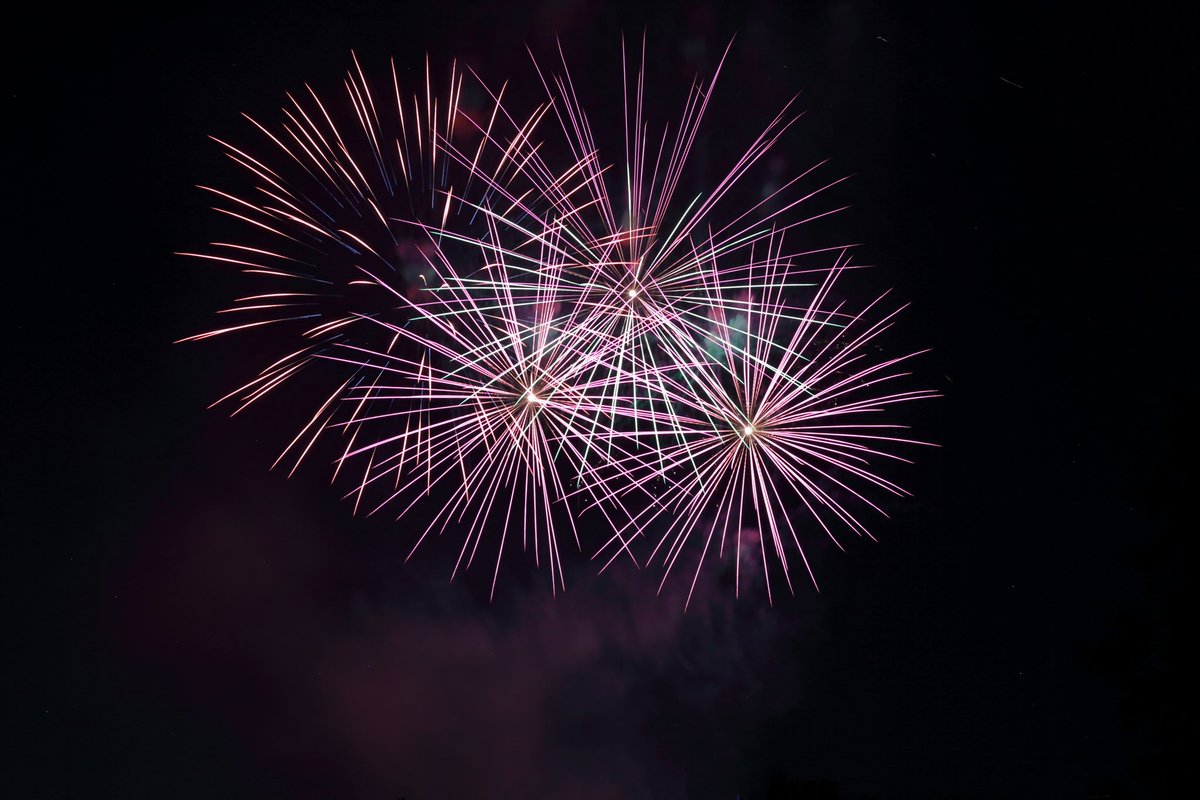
xmin=8 ymin=2 xmax=1192 ymax=798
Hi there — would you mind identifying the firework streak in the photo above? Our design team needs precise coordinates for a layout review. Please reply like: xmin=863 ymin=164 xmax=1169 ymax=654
xmin=181 ymin=45 xmax=937 ymax=602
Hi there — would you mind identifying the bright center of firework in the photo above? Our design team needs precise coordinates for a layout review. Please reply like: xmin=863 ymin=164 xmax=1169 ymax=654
xmin=628 ymin=287 xmax=638 ymax=298
xmin=743 ymin=423 xmax=756 ymax=437
xmin=525 ymin=388 xmax=542 ymax=405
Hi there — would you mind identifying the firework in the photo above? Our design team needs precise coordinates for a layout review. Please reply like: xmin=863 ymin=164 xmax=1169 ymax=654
xmin=581 ymin=240 xmax=937 ymax=607
xmin=179 ymin=53 xmax=651 ymax=590
xmin=318 ymin=220 xmax=649 ymax=596
xmin=182 ymin=45 xmax=935 ymax=600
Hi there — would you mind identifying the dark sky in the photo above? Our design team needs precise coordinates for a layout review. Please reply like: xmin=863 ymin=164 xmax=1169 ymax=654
xmin=8 ymin=1 xmax=1192 ymax=798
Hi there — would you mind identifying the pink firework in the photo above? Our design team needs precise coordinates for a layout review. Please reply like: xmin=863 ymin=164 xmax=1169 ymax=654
xmin=319 ymin=219 xmax=646 ymax=596
xmin=586 ymin=243 xmax=938 ymax=608
xmin=182 ymin=45 xmax=936 ymax=600
xmin=180 ymin=54 xmax=650 ymax=591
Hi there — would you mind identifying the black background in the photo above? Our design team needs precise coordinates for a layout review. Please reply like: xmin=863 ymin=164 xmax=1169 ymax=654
xmin=8 ymin=1 xmax=1193 ymax=798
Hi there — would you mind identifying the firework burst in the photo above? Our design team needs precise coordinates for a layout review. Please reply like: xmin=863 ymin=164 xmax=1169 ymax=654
xmin=182 ymin=45 xmax=936 ymax=600
xmin=585 ymin=242 xmax=937 ymax=607
xmin=178 ymin=51 xmax=665 ymax=589
xmin=319 ymin=221 xmax=649 ymax=596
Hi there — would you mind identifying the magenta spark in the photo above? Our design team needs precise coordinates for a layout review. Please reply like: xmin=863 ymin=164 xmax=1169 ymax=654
xmin=181 ymin=45 xmax=936 ymax=602
xmin=584 ymin=244 xmax=938 ymax=608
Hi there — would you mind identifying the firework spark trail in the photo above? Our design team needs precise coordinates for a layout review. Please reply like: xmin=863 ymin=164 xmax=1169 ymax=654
xmin=183 ymin=47 xmax=936 ymax=599
xmin=178 ymin=55 xmax=648 ymax=589
xmin=318 ymin=215 xmax=655 ymax=596
xmin=420 ymin=39 xmax=863 ymax=473
xmin=582 ymin=242 xmax=938 ymax=608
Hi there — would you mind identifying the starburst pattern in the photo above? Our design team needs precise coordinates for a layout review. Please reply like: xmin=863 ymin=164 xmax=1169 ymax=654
xmin=585 ymin=243 xmax=937 ymax=607
xmin=319 ymin=229 xmax=645 ymax=596
xmin=182 ymin=45 xmax=936 ymax=601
